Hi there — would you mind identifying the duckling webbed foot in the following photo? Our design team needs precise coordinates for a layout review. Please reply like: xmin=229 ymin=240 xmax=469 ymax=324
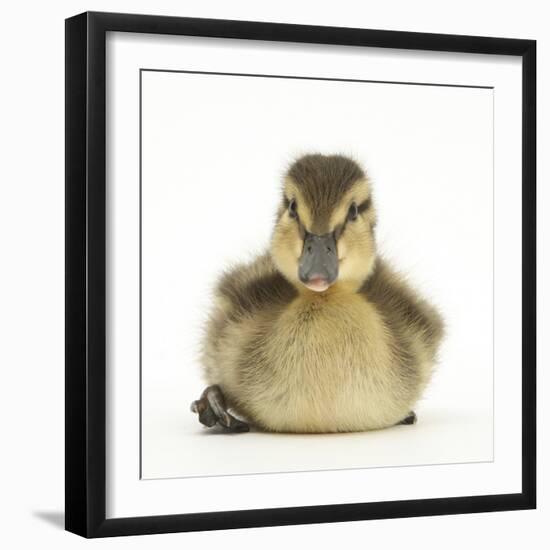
xmin=397 ymin=411 xmax=417 ymax=425
xmin=191 ymin=385 xmax=249 ymax=433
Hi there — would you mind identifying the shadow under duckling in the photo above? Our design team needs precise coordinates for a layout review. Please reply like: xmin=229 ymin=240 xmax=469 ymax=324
xmin=191 ymin=154 xmax=444 ymax=433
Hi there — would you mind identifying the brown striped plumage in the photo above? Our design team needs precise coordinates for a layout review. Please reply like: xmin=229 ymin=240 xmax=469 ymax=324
xmin=193 ymin=154 xmax=444 ymax=433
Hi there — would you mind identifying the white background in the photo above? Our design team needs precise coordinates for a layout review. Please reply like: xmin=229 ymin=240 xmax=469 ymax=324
xmin=0 ymin=1 xmax=546 ymax=549
xmin=141 ymin=70 xmax=494 ymax=479
xmin=109 ymin=30 xmax=522 ymax=519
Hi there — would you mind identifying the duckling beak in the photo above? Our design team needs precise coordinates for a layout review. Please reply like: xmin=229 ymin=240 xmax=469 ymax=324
xmin=298 ymin=232 xmax=339 ymax=292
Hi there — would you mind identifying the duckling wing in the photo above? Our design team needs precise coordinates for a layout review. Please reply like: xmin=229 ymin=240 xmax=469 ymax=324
xmin=200 ymin=253 xmax=296 ymax=398
xmin=215 ymin=252 xmax=297 ymax=321
xmin=359 ymin=258 xmax=445 ymax=355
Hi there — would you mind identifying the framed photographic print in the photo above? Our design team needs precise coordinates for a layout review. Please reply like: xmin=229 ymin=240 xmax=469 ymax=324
xmin=65 ymin=11 xmax=536 ymax=538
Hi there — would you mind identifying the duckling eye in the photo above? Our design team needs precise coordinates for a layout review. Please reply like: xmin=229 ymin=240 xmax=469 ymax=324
xmin=347 ymin=202 xmax=358 ymax=222
xmin=288 ymin=198 xmax=298 ymax=219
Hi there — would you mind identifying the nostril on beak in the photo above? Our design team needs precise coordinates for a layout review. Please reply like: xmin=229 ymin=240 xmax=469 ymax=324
xmin=307 ymin=246 xmax=312 ymax=253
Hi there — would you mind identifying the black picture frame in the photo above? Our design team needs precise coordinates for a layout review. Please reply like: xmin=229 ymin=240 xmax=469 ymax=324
xmin=65 ymin=11 xmax=536 ymax=538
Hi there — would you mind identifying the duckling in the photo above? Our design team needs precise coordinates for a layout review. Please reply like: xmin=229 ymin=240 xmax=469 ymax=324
xmin=191 ymin=154 xmax=444 ymax=433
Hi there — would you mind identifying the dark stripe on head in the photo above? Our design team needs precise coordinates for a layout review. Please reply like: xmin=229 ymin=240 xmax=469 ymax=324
xmin=286 ymin=154 xmax=365 ymax=233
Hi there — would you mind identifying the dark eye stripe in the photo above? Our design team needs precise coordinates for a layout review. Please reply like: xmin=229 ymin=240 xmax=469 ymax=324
xmin=334 ymin=198 xmax=372 ymax=240
xmin=357 ymin=198 xmax=371 ymax=214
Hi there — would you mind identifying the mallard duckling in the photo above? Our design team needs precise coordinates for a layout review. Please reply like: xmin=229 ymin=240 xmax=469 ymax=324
xmin=191 ymin=154 xmax=444 ymax=433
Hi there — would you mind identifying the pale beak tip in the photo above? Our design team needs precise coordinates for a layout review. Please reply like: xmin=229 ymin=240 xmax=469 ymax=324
xmin=304 ymin=277 xmax=330 ymax=292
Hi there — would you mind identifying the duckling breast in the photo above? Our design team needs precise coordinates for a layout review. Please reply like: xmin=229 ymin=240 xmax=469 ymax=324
xmin=232 ymin=293 xmax=424 ymax=433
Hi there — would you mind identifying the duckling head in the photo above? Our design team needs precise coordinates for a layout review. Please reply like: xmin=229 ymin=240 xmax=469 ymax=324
xmin=270 ymin=154 xmax=377 ymax=293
